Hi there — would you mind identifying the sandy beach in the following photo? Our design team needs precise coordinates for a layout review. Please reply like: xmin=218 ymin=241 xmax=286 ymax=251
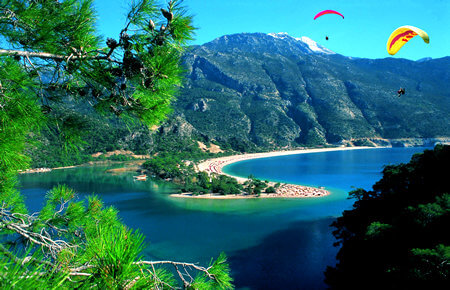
xmin=20 ymin=160 xmax=146 ymax=174
xmin=172 ymin=146 xmax=372 ymax=199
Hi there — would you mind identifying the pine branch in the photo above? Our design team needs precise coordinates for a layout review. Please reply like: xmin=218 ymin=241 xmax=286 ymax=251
xmin=0 ymin=243 xmax=55 ymax=268
xmin=1 ymin=207 xmax=75 ymax=258
xmin=135 ymin=260 xmax=216 ymax=285
xmin=0 ymin=48 xmax=116 ymax=62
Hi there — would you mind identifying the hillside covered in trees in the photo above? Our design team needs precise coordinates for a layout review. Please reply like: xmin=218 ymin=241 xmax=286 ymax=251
xmin=326 ymin=145 xmax=449 ymax=289
xmin=174 ymin=33 xmax=450 ymax=149
xmin=28 ymin=32 xmax=450 ymax=168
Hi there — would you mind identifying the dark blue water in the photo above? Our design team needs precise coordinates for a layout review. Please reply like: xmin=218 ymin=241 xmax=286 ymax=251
xmin=19 ymin=147 xmax=428 ymax=289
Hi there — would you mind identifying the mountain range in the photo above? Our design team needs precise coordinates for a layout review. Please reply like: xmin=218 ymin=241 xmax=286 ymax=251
xmin=30 ymin=32 xmax=450 ymax=167
xmin=169 ymin=32 xmax=449 ymax=149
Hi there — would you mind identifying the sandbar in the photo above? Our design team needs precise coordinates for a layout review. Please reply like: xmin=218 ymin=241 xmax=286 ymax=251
xmin=171 ymin=146 xmax=373 ymax=199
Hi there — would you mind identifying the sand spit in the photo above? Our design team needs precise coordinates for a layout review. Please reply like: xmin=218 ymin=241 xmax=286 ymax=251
xmin=172 ymin=146 xmax=372 ymax=199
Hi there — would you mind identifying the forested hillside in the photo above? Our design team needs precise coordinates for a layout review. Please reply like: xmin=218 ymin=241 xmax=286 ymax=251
xmin=29 ymin=32 xmax=450 ymax=166
xmin=325 ymin=145 xmax=449 ymax=289
xmin=176 ymin=32 xmax=450 ymax=148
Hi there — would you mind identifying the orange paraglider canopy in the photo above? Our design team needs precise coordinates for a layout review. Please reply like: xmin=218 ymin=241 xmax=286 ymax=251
xmin=314 ymin=10 xmax=344 ymax=20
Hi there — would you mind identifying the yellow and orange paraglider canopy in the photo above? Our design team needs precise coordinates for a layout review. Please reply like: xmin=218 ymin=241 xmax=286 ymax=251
xmin=386 ymin=26 xmax=429 ymax=55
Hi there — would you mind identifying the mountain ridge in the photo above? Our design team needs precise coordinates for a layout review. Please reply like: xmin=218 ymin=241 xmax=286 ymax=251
xmin=172 ymin=32 xmax=449 ymax=149
xmin=28 ymin=32 xmax=449 ymax=167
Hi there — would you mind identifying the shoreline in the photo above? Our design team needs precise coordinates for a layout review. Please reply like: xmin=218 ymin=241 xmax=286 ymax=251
xmin=19 ymin=160 xmax=146 ymax=174
xmin=171 ymin=146 xmax=375 ymax=199
xmin=197 ymin=146 xmax=374 ymax=179
xmin=21 ymin=146 xmax=376 ymax=199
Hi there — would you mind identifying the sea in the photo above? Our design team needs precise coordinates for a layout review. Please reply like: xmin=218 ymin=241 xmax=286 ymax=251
xmin=19 ymin=146 xmax=429 ymax=289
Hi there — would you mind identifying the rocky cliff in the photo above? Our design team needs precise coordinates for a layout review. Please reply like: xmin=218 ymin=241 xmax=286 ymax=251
xmin=171 ymin=32 xmax=450 ymax=149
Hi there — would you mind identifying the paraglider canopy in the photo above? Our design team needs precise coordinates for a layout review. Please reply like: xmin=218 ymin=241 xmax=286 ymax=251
xmin=314 ymin=10 xmax=344 ymax=20
xmin=314 ymin=10 xmax=344 ymax=40
xmin=387 ymin=25 xmax=429 ymax=55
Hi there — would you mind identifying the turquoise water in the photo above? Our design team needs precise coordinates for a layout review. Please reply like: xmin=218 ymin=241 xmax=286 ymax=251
xmin=19 ymin=147 xmax=428 ymax=289
xmin=223 ymin=147 xmax=424 ymax=191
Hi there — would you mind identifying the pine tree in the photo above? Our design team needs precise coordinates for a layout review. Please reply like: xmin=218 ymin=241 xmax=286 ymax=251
xmin=0 ymin=0 xmax=233 ymax=288
xmin=325 ymin=145 xmax=449 ymax=289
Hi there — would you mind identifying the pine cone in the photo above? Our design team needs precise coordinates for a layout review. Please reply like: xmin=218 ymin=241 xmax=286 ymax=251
xmin=161 ymin=8 xmax=173 ymax=22
xmin=149 ymin=19 xmax=155 ymax=31
xmin=121 ymin=32 xmax=131 ymax=50
xmin=111 ymin=67 xmax=123 ymax=77
xmin=144 ymin=78 xmax=153 ymax=88
xmin=106 ymin=38 xmax=118 ymax=49
xmin=155 ymin=35 xmax=165 ymax=46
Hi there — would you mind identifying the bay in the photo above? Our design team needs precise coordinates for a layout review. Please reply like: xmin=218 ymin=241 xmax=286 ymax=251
xmin=19 ymin=147 xmax=428 ymax=289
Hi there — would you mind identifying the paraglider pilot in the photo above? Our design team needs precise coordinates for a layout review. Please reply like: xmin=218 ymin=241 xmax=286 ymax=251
xmin=397 ymin=88 xmax=405 ymax=97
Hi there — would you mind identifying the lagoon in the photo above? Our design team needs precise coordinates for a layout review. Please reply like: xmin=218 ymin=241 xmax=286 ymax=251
xmin=19 ymin=147 xmax=428 ymax=289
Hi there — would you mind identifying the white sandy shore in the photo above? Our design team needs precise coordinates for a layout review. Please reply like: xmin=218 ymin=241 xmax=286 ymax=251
xmin=197 ymin=146 xmax=372 ymax=181
xmin=171 ymin=146 xmax=374 ymax=199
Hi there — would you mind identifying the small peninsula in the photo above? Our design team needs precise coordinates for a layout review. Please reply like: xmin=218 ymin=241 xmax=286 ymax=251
xmin=169 ymin=146 xmax=373 ymax=199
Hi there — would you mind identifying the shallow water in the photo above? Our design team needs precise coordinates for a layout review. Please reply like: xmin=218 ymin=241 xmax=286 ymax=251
xmin=19 ymin=147 xmax=428 ymax=289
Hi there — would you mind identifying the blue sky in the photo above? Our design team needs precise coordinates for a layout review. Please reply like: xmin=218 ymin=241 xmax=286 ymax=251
xmin=95 ymin=0 xmax=449 ymax=60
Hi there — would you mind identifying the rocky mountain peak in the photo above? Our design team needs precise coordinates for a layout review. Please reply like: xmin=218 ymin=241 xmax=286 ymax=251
xmin=202 ymin=32 xmax=334 ymax=56
xmin=176 ymin=33 xmax=449 ymax=149
xmin=267 ymin=32 xmax=335 ymax=55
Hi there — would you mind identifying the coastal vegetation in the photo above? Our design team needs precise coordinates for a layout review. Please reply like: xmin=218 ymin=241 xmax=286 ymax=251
xmin=143 ymin=151 xmax=331 ymax=198
xmin=27 ymin=107 xmax=148 ymax=168
xmin=0 ymin=0 xmax=232 ymax=288
xmin=183 ymin=172 xmax=243 ymax=196
xmin=325 ymin=145 xmax=449 ymax=288
xmin=243 ymin=175 xmax=269 ymax=196
xmin=143 ymin=154 xmax=275 ymax=196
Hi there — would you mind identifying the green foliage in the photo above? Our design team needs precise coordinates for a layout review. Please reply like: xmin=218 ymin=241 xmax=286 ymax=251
xmin=85 ymin=225 xmax=145 ymax=288
xmin=27 ymin=101 xmax=155 ymax=168
xmin=365 ymin=221 xmax=392 ymax=238
xmin=143 ymin=152 xmax=182 ymax=179
xmin=409 ymin=193 xmax=450 ymax=228
xmin=192 ymin=252 xmax=234 ymax=289
xmin=410 ymin=244 xmax=450 ymax=281
xmin=352 ymin=138 xmax=376 ymax=147
xmin=144 ymin=152 xmax=244 ymax=196
xmin=0 ymin=246 xmax=67 ymax=288
xmin=265 ymin=186 xmax=276 ymax=193
xmin=2 ymin=0 xmax=196 ymax=168
xmin=0 ymin=57 xmax=43 ymax=213
xmin=326 ymin=145 xmax=450 ymax=288
xmin=1 ymin=185 xmax=233 ymax=288
xmin=212 ymin=175 xmax=242 ymax=195
xmin=107 ymin=154 xmax=136 ymax=161
xmin=244 ymin=176 xmax=268 ymax=195
xmin=1 ymin=1 xmax=233 ymax=288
